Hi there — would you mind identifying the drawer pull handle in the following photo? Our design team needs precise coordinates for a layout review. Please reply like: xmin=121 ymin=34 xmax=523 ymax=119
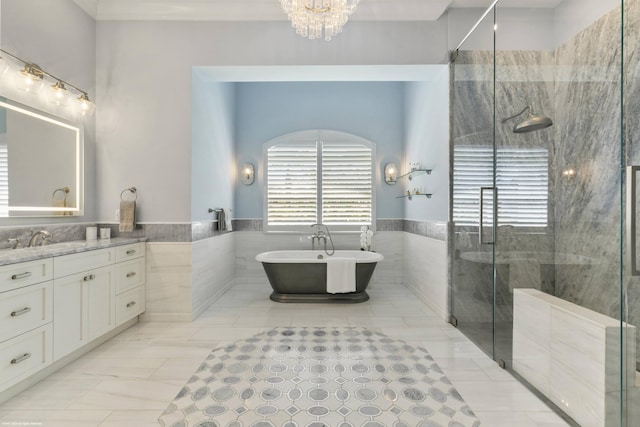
xmin=126 ymin=301 xmax=136 ymax=308
xmin=126 ymin=249 xmax=136 ymax=255
xmin=83 ymin=274 xmax=96 ymax=281
xmin=11 ymin=272 xmax=32 ymax=280
xmin=126 ymin=272 xmax=136 ymax=278
xmin=11 ymin=353 xmax=31 ymax=365
xmin=10 ymin=307 xmax=31 ymax=317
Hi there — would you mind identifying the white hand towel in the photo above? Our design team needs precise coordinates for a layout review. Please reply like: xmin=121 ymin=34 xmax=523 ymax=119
xmin=223 ymin=208 xmax=232 ymax=231
xmin=326 ymin=257 xmax=356 ymax=294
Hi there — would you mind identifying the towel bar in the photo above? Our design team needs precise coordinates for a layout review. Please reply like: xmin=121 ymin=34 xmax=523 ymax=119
xmin=52 ymin=187 xmax=70 ymax=199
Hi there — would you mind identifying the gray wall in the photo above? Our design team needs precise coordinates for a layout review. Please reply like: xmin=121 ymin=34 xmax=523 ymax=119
xmin=95 ymin=19 xmax=450 ymax=224
xmin=0 ymin=0 xmax=96 ymax=224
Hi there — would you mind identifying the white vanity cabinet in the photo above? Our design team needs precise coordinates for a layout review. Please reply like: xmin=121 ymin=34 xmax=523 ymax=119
xmin=0 ymin=259 xmax=54 ymax=391
xmin=52 ymin=243 xmax=146 ymax=361
xmin=0 ymin=240 xmax=146 ymax=398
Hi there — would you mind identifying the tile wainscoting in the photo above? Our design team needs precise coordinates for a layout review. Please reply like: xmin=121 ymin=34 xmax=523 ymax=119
xmin=0 ymin=220 xmax=447 ymax=323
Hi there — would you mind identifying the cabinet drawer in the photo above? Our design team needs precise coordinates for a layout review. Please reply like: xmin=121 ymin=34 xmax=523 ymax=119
xmin=116 ymin=287 xmax=145 ymax=326
xmin=54 ymin=248 xmax=115 ymax=278
xmin=0 ymin=259 xmax=53 ymax=292
xmin=115 ymin=258 xmax=145 ymax=294
xmin=115 ymin=243 xmax=145 ymax=263
xmin=0 ymin=324 xmax=52 ymax=391
xmin=0 ymin=282 xmax=53 ymax=343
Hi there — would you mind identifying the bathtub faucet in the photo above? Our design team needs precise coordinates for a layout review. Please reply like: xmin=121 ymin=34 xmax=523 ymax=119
xmin=309 ymin=224 xmax=335 ymax=256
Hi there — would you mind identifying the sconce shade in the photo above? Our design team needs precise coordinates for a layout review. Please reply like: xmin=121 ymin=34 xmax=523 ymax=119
xmin=48 ymin=81 xmax=70 ymax=106
xmin=15 ymin=63 xmax=45 ymax=93
xmin=241 ymin=162 xmax=255 ymax=185
xmin=384 ymin=162 xmax=398 ymax=184
xmin=77 ymin=93 xmax=96 ymax=117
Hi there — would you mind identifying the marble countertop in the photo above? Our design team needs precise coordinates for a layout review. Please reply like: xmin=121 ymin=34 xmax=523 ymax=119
xmin=0 ymin=237 xmax=147 ymax=266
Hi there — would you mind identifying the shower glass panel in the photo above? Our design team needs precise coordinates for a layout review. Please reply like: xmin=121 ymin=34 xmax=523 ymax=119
xmin=451 ymin=0 xmax=635 ymax=425
xmin=450 ymin=7 xmax=496 ymax=360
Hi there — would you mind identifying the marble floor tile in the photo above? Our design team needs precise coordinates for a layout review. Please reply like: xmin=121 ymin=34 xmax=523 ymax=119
xmin=0 ymin=278 xmax=570 ymax=427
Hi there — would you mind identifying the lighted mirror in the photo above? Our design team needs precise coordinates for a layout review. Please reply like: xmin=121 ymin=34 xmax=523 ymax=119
xmin=0 ymin=97 xmax=83 ymax=217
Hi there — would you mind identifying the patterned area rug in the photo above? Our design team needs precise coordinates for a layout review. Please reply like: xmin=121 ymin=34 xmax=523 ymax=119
xmin=159 ymin=327 xmax=481 ymax=427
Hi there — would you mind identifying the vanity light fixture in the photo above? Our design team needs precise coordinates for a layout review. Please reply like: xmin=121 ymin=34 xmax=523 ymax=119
xmin=241 ymin=163 xmax=255 ymax=185
xmin=384 ymin=162 xmax=398 ymax=184
xmin=1 ymin=49 xmax=95 ymax=118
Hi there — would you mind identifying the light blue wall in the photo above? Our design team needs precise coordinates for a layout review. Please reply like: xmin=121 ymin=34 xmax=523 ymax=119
xmin=234 ymin=82 xmax=405 ymax=220
xmin=191 ymin=71 xmax=235 ymax=222
xmin=404 ymin=67 xmax=449 ymax=222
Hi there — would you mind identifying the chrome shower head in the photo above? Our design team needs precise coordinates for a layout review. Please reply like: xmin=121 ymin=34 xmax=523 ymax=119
xmin=501 ymin=106 xmax=553 ymax=133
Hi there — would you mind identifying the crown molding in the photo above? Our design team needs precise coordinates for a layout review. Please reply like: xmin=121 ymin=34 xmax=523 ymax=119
xmin=73 ymin=0 xmax=454 ymax=22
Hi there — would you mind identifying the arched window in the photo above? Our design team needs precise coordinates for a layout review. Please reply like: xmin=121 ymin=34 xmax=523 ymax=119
xmin=264 ymin=130 xmax=375 ymax=233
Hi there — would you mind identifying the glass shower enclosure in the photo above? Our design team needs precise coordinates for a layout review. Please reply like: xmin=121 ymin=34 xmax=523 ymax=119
xmin=450 ymin=1 xmax=638 ymax=425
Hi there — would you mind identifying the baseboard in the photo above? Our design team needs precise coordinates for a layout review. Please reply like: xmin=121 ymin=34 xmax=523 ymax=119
xmin=192 ymin=279 xmax=235 ymax=320
xmin=405 ymin=283 xmax=448 ymax=322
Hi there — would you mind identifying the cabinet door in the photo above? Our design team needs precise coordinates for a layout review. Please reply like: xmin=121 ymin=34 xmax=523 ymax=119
xmin=87 ymin=265 xmax=116 ymax=341
xmin=0 ymin=324 xmax=52 ymax=390
xmin=0 ymin=281 xmax=53 ymax=343
xmin=115 ymin=258 xmax=145 ymax=294
xmin=54 ymin=248 xmax=114 ymax=279
xmin=53 ymin=272 xmax=89 ymax=361
xmin=115 ymin=286 xmax=145 ymax=326
xmin=0 ymin=259 xmax=53 ymax=292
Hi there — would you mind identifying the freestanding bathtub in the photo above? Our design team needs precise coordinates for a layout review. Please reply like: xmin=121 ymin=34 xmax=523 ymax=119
xmin=255 ymin=250 xmax=384 ymax=303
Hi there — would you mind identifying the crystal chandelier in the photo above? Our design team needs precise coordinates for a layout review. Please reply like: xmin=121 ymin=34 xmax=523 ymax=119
xmin=280 ymin=0 xmax=360 ymax=41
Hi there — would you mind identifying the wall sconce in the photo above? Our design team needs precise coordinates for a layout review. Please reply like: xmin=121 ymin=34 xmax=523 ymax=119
xmin=384 ymin=163 xmax=398 ymax=184
xmin=1 ymin=49 xmax=95 ymax=118
xmin=241 ymin=163 xmax=255 ymax=185
xmin=562 ymin=168 xmax=576 ymax=179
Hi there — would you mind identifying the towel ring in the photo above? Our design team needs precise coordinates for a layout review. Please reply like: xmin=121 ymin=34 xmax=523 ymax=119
xmin=52 ymin=187 xmax=70 ymax=200
xmin=120 ymin=187 xmax=138 ymax=201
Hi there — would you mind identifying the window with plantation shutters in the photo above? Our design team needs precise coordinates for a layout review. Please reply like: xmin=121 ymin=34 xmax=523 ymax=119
xmin=265 ymin=130 xmax=374 ymax=232
xmin=453 ymin=145 xmax=548 ymax=227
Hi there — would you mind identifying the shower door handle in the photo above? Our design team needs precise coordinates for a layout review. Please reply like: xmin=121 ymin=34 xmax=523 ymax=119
xmin=479 ymin=187 xmax=498 ymax=245
xmin=626 ymin=166 xmax=640 ymax=275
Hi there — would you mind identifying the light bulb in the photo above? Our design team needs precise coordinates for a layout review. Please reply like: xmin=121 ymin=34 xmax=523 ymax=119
xmin=0 ymin=57 xmax=9 ymax=77
xmin=49 ymin=81 xmax=70 ymax=106
xmin=15 ymin=64 xmax=45 ymax=93
xmin=77 ymin=93 xmax=96 ymax=117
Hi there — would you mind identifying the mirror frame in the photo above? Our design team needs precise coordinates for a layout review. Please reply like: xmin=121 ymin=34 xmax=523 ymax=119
xmin=0 ymin=98 xmax=84 ymax=217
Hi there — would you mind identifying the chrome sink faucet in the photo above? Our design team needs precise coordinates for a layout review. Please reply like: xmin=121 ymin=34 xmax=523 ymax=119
xmin=28 ymin=230 xmax=52 ymax=247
